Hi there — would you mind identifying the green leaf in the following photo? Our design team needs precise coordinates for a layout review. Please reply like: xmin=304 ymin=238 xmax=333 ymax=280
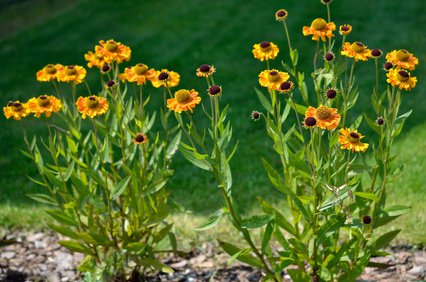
xmin=258 ymin=198 xmax=296 ymax=236
xmin=46 ymin=210 xmax=78 ymax=227
xmin=370 ymin=229 xmax=401 ymax=251
xmin=261 ymin=158 xmax=282 ymax=190
xmin=261 ymin=222 xmax=273 ymax=255
xmin=27 ymin=193 xmax=57 ymax=206
xmin=254 ymin=87 xmax=272 ymax=113
xmin=196 ymin=209 xmax=224 ymax=231
xmin=218 ymin=240 xmax=263 ymax=268
xmin=166 ymin=130 xmax=182 ymax=159
xmin=77 ymin=255 xmax=96 ymax=273
xmin=240 ymin=214 xmax=273 ymax=229
xmin=179 ymin=145 xmax=212 ymax=171
xmin=384 ymin=205 xmax=411 ymax=217
xmin=139 ymin=258 xmax=173 ymax=273
xmin=228 ymin=248 xmax=252 ymax=266
xmin=125 ymin=242 xmax=146 ymax=254
xmin=288 ymin=269 xmax=309 ymax=281
xmin=354 ymin=192 xmax=379 ymax=203
xmin=292 ymin=103 xmax=308 ymax=115
xmin=111 ymin=175 xmax=132 ymax=200
xmin=47 ymin=224 xmax=79 ymax=239
xmin=59 ymin=240 xmax=93 ymax=255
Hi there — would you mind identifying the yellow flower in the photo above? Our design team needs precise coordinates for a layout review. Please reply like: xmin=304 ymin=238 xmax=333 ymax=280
xmin=167 ymin=89 xmax=201 ymax=113
xmin=27 ymin=95 xmax=62 ymax=118
xmin=151 ymin=69 xmax=180 ymax=88
xmin=94 ymin=39 xmax=131 ymax=64
xmin=385 ymin=49 xmax=418 ymax=71
xmin=386 ymin=69 xmax=417 ymax=91
xmin=84 ymin=51 xmax=106 ymax=69
xmin=36 ymin=64 xmax=63 ymax=82
xmin=258 ymin=69 xmax=289 ymax=90
xmin=275 ymin=9 xmax=288 ymax=21
xmin=305 ymin=106 xmax=340 ymax=130
xmin=338 ymin=128 xmax=369 ymax=153
xmin=76 ymin=96 xmax=109 ymax=119
xmin=124 ymin=63 xmax=156 ymax=85
xmin=57 ymin=65 xmax=87 ymax=84
xmin=196 ymin=64 xmax=216 ymax=77
xmin=3 ymin=101 xmax=30 ymax=120
xmin=303 ymin=18 xmax=336 ymax=42
xmin=341 ymin=42 xmax=371 ymax=61
xmin=339 ymin=24 xmax=352 ymax=36
xmin=252 ymin=41 xmax=279 ymax=61
xmin=132 ymin=133 xmax=148 ymax=145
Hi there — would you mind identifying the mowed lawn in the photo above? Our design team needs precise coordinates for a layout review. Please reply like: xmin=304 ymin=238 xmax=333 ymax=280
xmin=0 ymin=0 xmax=425 ymax=244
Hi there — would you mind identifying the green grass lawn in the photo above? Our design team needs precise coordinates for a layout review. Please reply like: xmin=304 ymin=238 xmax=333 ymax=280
xmin=0 ymin=0 xmax=425 ymax=245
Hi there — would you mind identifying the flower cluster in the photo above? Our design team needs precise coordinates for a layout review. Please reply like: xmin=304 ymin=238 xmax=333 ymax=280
xmin=37 ymin=64 xmax=87 ymax=84
xmin=3 ymin=95 xmax=62 ymax=120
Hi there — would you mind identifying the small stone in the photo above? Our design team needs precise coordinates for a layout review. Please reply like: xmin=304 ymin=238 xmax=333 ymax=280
xmin=407 ymin=265 xmax=425 ymax=277
xmin=47 ymin=273 xmax=61 ymax=282
xmin=27 ymin=233 xmax=45 ymax=242
xmin=170 ymin=260 xmax=188 ymax=269
xmin=1 ymin=251 xmax=16 ymax=259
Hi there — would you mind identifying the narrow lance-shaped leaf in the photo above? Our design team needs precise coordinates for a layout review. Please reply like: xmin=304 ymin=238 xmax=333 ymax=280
xmin=111 ymin=175 xmax=132 ymax=200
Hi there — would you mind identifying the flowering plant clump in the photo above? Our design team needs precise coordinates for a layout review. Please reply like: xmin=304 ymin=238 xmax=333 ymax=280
xmin=5 ymin=40 xmax=183 ymax=280
xmin=5 ymin=1 xmax=417 ymax=281
xmin=169 ymin=1 xmax=417 ymax=282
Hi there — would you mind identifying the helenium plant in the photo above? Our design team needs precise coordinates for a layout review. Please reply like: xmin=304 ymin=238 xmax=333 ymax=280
xmin=4 ymin=39 xmax=183 ymax=281
xmin=171 ymin=2 xmax=417 ymax=282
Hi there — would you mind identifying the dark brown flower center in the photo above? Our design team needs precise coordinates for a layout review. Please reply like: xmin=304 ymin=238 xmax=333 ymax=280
xmin=280 ymin=81 xmax=292 ymax=91
xmin=45 ymin=64 xmax=57 ymax=74
xmin=102 ymin=64 xmax=111 ymax=73
xmin=105 ymin=40 xmax=118 ymax=52
xmin=312 ymin=18 xmax=327 ymax=31
xmin=199 ymin=64 xmax=211 ymax=73
xmin=376 ymin=117 xmax=384 ymax=125
xmin=268 ymin=71 xmax=280 ymax=82
xmin=397 ymin=70 xmax=409 ymax=81
xmin=134 ymin=64 xmax=148 ymax=75
xmin=341 ymin=26 xmax=350 ymax=32
xmin=13 ymin=102 xmax=23 ymax=111
xmin=86 ymin=96 xmax=100 ymax=109
xmin=37 ymin=95 xmax=51 ymax=107
xmin=316 ymin=106 xmax=332 ymax=120
xmin=305 ymin=117 xmax=317 ymax=127
xmin=66 ymin=66 xmax=77 ymax=76
xmin=371 ymin=49 xmax=382 ymax=57
xmin=396 ymin=50 xmax=409 ymax=62
xmin=326 ymin=89 xmax=337 ymax=99
xmin=260 ymin=41 xmax=271 ymax=50
xmin=107 ymin=80 xmax=116 ymax=87
xmin=348 ymin=132 xmax=360 ymax=143
xmin=158 ymin=72 xmax=169 ymax=81
xmin=384 ymin=62 xmax=393 ymax=70
xmin=362 ymin=215 xmax=372 ymax=225
xmin=135 ymin=134 xmax=145 ymax=143
xmin=252 ymin=111 xmax=260 ymax=120
xmin=209 ymin=85 xmax=221 ymax=96
xmin=175 ymin=90 xmax=191 ymax=104
xmin=325 ymin=52 xmax=334 ymax=61
xmin=277 ymin=10 xmax=287 ymax=18
xmin=351 ymin=42 xmax=365 ymax=53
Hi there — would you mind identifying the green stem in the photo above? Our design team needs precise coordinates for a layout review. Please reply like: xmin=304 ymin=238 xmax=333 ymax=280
xmin=92 ymin=119 xmax=118 ymax=248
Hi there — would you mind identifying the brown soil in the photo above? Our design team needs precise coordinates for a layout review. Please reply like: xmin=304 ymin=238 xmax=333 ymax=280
xmin=0 ymin=231 xmax=425 ymax=281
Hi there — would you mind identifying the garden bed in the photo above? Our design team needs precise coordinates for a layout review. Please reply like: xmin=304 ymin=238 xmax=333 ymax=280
xmin=1 ymin=231 xmax=424 ymax=281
